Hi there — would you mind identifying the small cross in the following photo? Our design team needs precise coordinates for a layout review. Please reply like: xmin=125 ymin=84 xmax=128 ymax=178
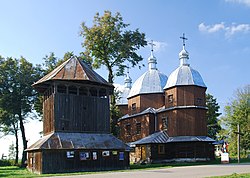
xmin=180 ymin=33 xmax=188 ymax=46
xmin=148 ymin=40 xmax=156 ymax=52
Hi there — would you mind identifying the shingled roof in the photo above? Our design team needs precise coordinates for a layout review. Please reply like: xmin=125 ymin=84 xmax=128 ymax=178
xmin=33 ymin=57 xmax=113 ymax=92
xmin=26 ymin=132 xmax=131 ymax=151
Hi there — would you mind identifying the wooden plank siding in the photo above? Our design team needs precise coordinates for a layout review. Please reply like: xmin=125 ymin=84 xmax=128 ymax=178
xmin=53 ymin=93 xmax=110 ymax=133
xmin=36 ymin=149 xmax=129 ymax=174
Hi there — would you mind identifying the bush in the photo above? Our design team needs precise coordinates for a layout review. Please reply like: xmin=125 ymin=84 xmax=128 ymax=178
xmin=0 ymin=159 xmax=12 ymax=166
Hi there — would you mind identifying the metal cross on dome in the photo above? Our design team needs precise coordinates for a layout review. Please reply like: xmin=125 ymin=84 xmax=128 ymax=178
xmin=180 ymin=33 xmax=188 ymax=46
xmin=148 ymin=40 xmax=156 ymax=52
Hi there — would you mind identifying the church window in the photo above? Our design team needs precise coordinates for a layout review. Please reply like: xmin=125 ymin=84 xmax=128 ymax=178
xmin=132 ymin=103 xmax=136 ymax=111
xmin=197 ymin=98 xmax=202 ymax=105
xmin=162 ymin=117 xmax=168 ymax=130
xmin=158 ymin=144 xmax=165 ymax=154
xmin=168 ymin=95 xmax=173 ymax=103
xmin=126 ymin=124 xmax=131 ymax=135
xmin=136 ymin=123 xmax=141 ymax=134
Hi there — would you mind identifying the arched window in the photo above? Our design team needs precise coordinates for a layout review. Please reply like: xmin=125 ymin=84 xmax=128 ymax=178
xmin=89 ymin=88 xmax=97 ymax=96
xmin=79 ymin=87 xmax=88 ymax=96
xmin=99 ymin=88 xmax=107 ymax=98
xmin=68 ymin=86 xmax=77 ymax=95
xmin=57 ymin=85 xmax=67 ymax=94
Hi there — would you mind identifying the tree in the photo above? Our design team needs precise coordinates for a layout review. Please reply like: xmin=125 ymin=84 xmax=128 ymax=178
xmin=220 ymin=85 xmax=250 ymax=156
xmin=0 ymin=109 xmax=19 ymax=165
xmin=80 ymin=11 xmax=147 ymax=135
xmin=80 ymin=10 xmax=147 ymax=84
xmin=0 ymin=57 xmax=42 ymax=167
xmin=206 ymin=93 xmax=222 ymax=139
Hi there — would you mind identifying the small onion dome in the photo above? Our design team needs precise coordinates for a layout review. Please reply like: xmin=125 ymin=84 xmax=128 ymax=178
xmin=128 ymin=70 xmax=168 ymax=98
xmin=116 ymin=71 xmax=132 ymax=105
xmin=128 ymin=48 xmax=167 ymax=98
xmin=164 ymin=45 xmax=206 ymax=89
xmin=116 ymin=86 xmax=131 ymax=105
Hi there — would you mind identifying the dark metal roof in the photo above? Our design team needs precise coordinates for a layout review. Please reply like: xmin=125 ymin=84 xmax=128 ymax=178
xmin=129 ymin=131 xmax=215 ymax=146
xmin=167 ymin=136 xmax=215 ymax=143
xmin=118 ymin=107 xmax=156 ymax=121
xmin=129 ymin=131 xmax=169 ymax=146
xmin=26 ymin=132 xmax=130 ymax=151
xmin=33 ymin=57 xmax=113 ymax=91
xmin=118 ymin=105 xmax=207 ymax=121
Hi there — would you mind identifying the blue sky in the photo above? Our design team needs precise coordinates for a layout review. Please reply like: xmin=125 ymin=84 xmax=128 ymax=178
xmin=0 ymin=0 xmax=250 ymax=156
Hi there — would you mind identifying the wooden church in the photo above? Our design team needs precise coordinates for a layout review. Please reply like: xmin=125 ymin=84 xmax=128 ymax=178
xmin=117 ymin=36 xmax=215 ymax=163
xmin=26 ymin=57 xmax=130 ymax=174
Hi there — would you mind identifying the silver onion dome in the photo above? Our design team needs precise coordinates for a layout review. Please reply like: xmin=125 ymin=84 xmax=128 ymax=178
xmin=116 ymin=69 xmax=132 ymax=105
xmin=164 ymin=39 xmax=206 ymax=89
xmin=128 ymin=45 xmax=168 ymax=98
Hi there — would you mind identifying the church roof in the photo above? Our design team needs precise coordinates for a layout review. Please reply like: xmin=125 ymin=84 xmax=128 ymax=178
xmin=164 ymin=65 xmax=206 ymax=89
xmin=129 ymin=132 xmax=215 ymax=146
xmin=164 ymin=40 xmax=206 ymax=89
xmin=26 ymin=132 xmax=130 ymax=151
xmin=127 ymin=46 xmax=168 ymax=98
xmin=33 ymin=57 xmax=113 ymax=92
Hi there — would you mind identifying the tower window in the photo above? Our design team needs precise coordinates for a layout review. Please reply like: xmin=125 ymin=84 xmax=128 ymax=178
xmin=126 ymin=124 xmax=131 ymax=136
xmin=197 ymin=98 xmax=202 ymax=105
xmin=132 ymin=103 xmax=136 ymax=111
xmin=68 ymin=86 xmax=77 ymax=95
xmin=168 ymin=95 xmax=173 ymax=103
xmin=57 ymin=85 xmax=67 ymax=94
xmin=79 ymin=87 xmax=88 ymax=96
xmin=162 ymin=117 xmax=168 ymax=130
xmin=136 ymin=123 xmax=141 ymax=134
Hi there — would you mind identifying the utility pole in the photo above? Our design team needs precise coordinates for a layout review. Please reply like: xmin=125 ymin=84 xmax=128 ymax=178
xmin=234 ymin=123 xmax=243 ymax=164
xmin=237 ymin=124 xmax=240 ymax=164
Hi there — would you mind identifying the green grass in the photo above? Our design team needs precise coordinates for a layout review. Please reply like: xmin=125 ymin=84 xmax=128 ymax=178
xmin=210 ymin=173 xmax=250 ymax=178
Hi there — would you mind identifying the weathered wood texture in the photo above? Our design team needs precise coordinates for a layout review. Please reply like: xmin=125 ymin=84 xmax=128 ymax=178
xmin=118 ymin=114 xmax=155 ymax=143
xmin=165 ymin=86 xmax=206 ymax=108
xmin=43 ymin=93 xmax=110 ymax=135
xmin=27 ymin=149 xmax=129 ymax=174
xmin=149 ymin=142 xmax=214 ymax=161
xmin=128 ymin=93 xmax=164 ymax=115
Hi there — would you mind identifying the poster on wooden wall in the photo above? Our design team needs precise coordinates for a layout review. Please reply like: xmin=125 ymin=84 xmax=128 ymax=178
xmin=80 ymin=152 xmax=90 ymax=160
xmin=102 ymin=151 xmax=110 ymax=157
xmin=93 ymin=152 xmax=97 ymax=160
xmin=119 ymin=152 xmax=124 ymax=160
xmin=66 ymin=151 xmax=74 ymax=158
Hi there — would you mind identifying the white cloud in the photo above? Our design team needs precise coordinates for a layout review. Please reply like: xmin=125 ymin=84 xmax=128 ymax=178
xmin=198 ymin=22 xmax=250 ymax=38
xmin=225 ymin=0 xmax=250 ymax=7
xmin=147 ymin=39 xmax=167 ymax=52
xmin=199 ymin=23 xmax=225 ymax=33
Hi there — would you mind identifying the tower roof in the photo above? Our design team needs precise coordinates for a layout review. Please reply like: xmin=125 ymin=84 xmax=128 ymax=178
xmin=128 ymin=41 xmax=168 ymax=98
xmin=33 ymin=57 xmax=113 ymax=92
xmin=116 ymin=68 xmax=132 ymax=105
xmin=164 ymin=34 xmax=206 ymax=89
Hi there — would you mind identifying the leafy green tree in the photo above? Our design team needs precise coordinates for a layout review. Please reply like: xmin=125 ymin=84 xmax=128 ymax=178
xmin=0 ymin=57 xmax=42 ymax=167
xmin=220 ymin=85 xmax=250 ymax=156
xmin=80 ymin=11 xmax=147 ymax=135
xmin=8 ymin=142 xmax=16 ymax=160
xmin=0 ymin=109 xmax=19 ymax=165
xmin=80 ymin=10 xmax=147 ymax=84
xmin=206 ymin=93 xmax=222 ymax=139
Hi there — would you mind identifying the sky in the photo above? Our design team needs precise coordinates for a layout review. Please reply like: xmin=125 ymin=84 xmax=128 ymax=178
xmin=0 ymin=0 xmax=249 ymax=157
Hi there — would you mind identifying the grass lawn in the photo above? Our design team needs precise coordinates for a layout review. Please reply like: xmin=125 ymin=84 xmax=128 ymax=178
xmin=210 ymin=173 xmax=250 ymax=178
xmin=0 ymin=158 xmax=249 ymax=178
